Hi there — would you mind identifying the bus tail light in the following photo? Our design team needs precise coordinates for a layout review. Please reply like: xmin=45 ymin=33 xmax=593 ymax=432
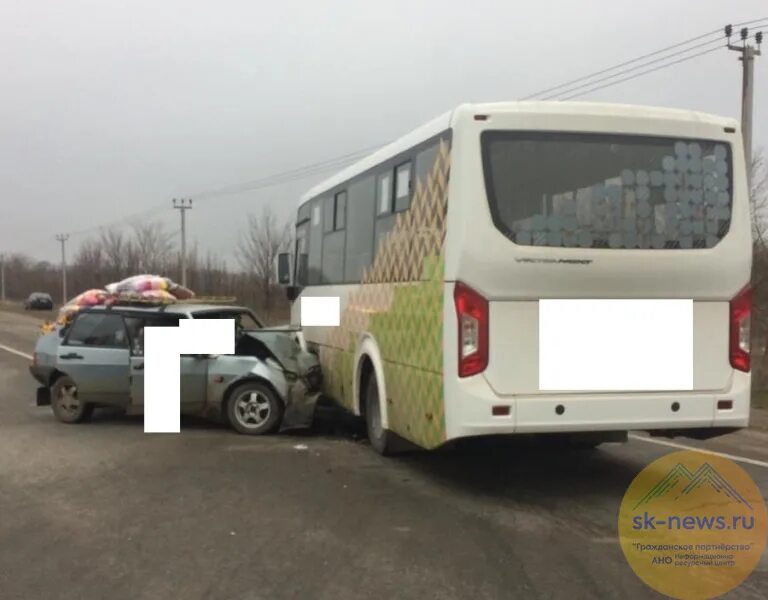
xmin=454 ymin=282 xmax=488 ymax=377
xmin=729 ymin=285 xmax=751 ymax=372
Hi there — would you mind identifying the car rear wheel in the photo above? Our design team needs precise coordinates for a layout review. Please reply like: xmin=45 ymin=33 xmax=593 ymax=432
xmin=51 ymin=376 xmax=94 ymax=424
xmin=227 ymin=381 xmax=283 ymax=435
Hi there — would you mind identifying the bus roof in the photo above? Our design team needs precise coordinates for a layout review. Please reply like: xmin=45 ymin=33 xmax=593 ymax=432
xmin=299 ymin=101 xmax=738 ymax=205
xmin=300 ymin=109 xmax=452 ymax=204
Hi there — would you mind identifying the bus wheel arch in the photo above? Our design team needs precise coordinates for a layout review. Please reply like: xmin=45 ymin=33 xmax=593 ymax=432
xmin=354 ymin=335 xmax=389 ymax=431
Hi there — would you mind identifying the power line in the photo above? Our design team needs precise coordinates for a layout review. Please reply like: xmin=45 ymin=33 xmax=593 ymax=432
xmin=561 ymin=31 xmax=763 ymax=101
xmin=61 ymin=142 xmax=384 ymax=241
xmin=520 ymin=29 xmax=722 ymax=100
xmin=559 ymin=44 xmax=728 ymax=101
xmin=520 ymin=16 xmax=767 ymax=100
xmin=190 ymin=143 xmax=384 ymax=200
xmin=53 ymin=20 xmax=768 ymax=241
xmin=67 ymin=205 xmax=169 ymax=238
xmin=16 ymin=18 xmax=767 ymax=256
xmin=543 ymin=36 xmax=728 ymax=100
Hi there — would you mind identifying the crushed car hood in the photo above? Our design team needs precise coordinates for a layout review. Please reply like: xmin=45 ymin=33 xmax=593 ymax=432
xmin=237 ymin=330 xmax=321 ymax=431
xmin=239 ymin=330 xmax=317 ymax=376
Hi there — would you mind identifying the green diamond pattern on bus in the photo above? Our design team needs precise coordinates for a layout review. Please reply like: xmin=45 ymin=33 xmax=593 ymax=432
xmin=317 ymin=139 xmax=451 ymax=449
xmin=368 ymin=255 xmax=446 ymax=448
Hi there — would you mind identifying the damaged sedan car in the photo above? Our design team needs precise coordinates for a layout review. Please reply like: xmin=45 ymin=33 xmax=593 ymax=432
xmin=29 ymin=302 xmax=322 ymax=435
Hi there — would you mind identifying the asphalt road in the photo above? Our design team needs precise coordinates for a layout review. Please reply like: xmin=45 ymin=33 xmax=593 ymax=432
xmin=0 ymin=310 xmax=766 ymax=600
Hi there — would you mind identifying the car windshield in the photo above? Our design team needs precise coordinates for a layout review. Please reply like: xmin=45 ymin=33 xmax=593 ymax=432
xmin=196 ymin=310 xmax=262 ymax=330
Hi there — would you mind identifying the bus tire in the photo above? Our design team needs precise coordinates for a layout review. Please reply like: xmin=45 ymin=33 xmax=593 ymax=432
xmin=365 ymin=371 xmax=396 ymax=456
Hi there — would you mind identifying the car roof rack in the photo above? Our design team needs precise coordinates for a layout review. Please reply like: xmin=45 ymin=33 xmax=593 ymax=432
xmin=102 ymin=295 xmax=239 ymax=311
xmin=157 ymin=296 xmax=240 ymax=312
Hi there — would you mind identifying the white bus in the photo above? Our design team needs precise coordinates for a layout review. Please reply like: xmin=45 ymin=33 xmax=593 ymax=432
xmin=278 ymin=102 xmax=752 ymax=455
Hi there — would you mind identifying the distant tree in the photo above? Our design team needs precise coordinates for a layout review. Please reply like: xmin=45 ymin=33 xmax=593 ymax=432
xmin=750 ymin=148 xmax=768 ymax=387
xmin=99 ymin=228 xmax=130 ymax=280
xmin=131 ymin=221 xmax=174 ymax=274
xmin=71 ymin=238 xmax=104 ymax=292
xmin=237 ymin=206 xmax=291 ymax=312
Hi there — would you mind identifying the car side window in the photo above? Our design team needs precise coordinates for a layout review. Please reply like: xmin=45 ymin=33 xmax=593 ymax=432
xmin=125 ymin=315 xmax=181 ymax=356
xmin=65 ymin=313 xmax=129 ymax=349
xmin=124 ymin=317 xmax=146 ymax=356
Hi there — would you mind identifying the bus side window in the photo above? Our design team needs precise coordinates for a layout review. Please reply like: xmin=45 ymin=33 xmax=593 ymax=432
xmin=394 ymin=161 xmax=412 ymax=212
xmin=295 ymin=222 xmax=309 ymax=286
xmin=377 ymin=172 xmax=392 ymax=215
xmin=321 ymin=191 xmax=347 ymax=284
xmin=375 ymin=165 xmax=400 ymax=269
xmin=322 ymin=195 xmax=335 ymax=234
xmin=415 ymin=143 xmax=439 ymax=189
xmin=345 ymin=176 xmax=376 ymax=281
xmin=308 ymin=198 xmax=323 ymax=284
xmin=334 ymin=191 xmax=347 ymax=231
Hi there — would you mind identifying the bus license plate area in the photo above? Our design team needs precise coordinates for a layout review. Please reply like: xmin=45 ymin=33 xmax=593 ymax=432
xmin=538 ymin=299 xmax=693 ymax=392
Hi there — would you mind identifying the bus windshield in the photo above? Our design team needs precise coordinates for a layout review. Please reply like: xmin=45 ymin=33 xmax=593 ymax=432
xmin=481 ymin=131 xmax=732 ymax=250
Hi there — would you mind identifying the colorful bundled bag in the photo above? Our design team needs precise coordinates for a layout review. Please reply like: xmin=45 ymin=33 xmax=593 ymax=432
xmin=53 ymin=289 xmax=110 ymax=328
xmin=105 ymin=275 xmax=195 ymax=300
xmin=40 ymin=275 xmax=196 ymax=335
xmin=105 ymin=275 xmax=171 ymax=295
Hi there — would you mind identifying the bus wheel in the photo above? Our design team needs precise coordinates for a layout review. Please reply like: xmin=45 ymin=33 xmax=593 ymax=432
xmin=365 ymin=372 xmax=395 ymax=456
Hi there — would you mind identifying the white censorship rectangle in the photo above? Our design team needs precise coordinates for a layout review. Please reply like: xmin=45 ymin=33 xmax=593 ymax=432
xmin=143 ymin=319 xmax=235 ymax=433
xmin=538 ymin=299 xmax=693 ymax=391
xmin=301 ymin=296 xmax=340 ymax=326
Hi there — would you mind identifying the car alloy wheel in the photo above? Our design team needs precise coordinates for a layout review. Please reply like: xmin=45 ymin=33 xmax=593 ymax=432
xmin=234 ymin=390 xmax=272 ymax=429
xmin=57 ymin=384 xmax=81 ymax=415
xmin=50 ymin=375 xmax=94 ymax=424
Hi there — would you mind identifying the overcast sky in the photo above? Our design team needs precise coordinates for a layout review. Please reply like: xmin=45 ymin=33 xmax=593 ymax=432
xmin=1 ymin=0 xmax=766 ymax=265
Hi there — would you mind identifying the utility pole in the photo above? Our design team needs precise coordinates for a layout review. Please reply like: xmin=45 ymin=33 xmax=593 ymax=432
xmin=172 ymin=198 xmax=193 ymax=287
xmin=0 ymin=253 xmax=6 ymax=304
xmin=56 ymin=234 xmax=69 ymax=304
xmin=726 ymin=25 xmax=763 ymax=175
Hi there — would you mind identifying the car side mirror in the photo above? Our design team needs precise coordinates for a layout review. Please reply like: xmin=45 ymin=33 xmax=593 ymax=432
xmin=277 ymin=253 xmax=292 ymax=285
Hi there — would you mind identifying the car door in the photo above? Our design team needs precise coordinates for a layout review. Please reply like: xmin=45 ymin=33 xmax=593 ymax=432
xmin=59 ymin=312 xmax=131 ymax=405
xmin=125 ymin=316 xmax=147 ymax=411
xmin=180 ymin=355 xmax=207 ymax=414
xmin=125 ymin=314 xmax=207 ymax=414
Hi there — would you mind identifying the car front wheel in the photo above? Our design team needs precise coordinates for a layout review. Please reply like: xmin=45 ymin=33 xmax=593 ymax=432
xmin=51 ymin=376 xmax=94 ymax=424
xmin=227 ymin=381 xmax=283 ymax=435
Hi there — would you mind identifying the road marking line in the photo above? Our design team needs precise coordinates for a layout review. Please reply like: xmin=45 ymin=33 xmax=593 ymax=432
xmin=629 ymin=434 xmax=768 ymax=469
xmin=0 ymin=343 xmax=33 ymax=361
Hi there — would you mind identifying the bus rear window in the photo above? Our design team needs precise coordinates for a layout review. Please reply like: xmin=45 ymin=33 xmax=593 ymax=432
xmin=481 ymin=132 xmax=732 ymax=249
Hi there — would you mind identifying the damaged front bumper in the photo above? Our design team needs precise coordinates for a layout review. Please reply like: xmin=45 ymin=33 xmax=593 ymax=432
xmin=279 ymin=366 xmax=323 ymax=432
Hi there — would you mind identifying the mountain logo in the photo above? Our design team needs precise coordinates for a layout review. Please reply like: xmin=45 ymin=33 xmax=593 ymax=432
xmin=618 ymin=450 xmax=767 ymax=600
xmin=632 ymin=462 xmax=753 ymax=511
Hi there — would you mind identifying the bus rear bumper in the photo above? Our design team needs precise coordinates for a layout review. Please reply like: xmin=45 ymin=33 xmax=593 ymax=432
xmin=444 ymin=371 xmax=750 ymax=440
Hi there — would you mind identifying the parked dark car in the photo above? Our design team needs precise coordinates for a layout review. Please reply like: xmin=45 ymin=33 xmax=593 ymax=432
xmin=24 ymin=293 xmax=54 ymax=310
